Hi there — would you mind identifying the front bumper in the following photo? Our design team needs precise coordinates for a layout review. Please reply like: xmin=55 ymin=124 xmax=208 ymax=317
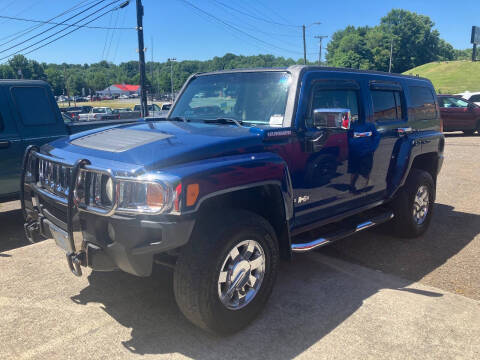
xmin=21 ymin=147 xmax=195 ymax=277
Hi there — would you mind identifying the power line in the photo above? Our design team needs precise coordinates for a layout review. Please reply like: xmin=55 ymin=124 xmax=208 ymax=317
xmin=105 ymin=10 xmax=121 ymax=60
xmin=0 ymin=1 xmax=126 ymax=60
xmin=0 ymin=0 xmax=43 ymax=26
xmin=0 ymin=0 xmax=113 ymax=54
xmin=0 ymin=0 xmax=94 ymax=43
xmin=178 ymin=0 xmax=304 ymax=55
xmin=101 ymin=11 xmax=114 ymax=60
xmin=0 ymin=14 xmax=134 ymax=31
xmin=210 ymin=0 xmax=301 ymax=28
xmin=1 ymin=3 xmax=129 ymax=61
xmin=111 ymin=8 xmax=127 ymax=63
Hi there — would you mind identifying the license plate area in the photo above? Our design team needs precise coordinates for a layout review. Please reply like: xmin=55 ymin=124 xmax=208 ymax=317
xmin=46 ymin=219 xmax=74 ymax=253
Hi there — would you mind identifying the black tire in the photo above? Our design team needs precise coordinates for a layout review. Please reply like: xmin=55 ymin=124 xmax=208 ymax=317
xmin=390 ymin=169 xmax=435 ymax=238
xmin=173 ymin=209 xmax=279 ymax=334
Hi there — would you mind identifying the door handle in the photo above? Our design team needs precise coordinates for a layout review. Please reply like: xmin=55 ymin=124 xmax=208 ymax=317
xmin=0 ymin=140 xmax=10 ymax=149
xmin=353 ymin=131 xmax=372 ymax=138
xmin=397 ymin=127 xmax=413 ymax=136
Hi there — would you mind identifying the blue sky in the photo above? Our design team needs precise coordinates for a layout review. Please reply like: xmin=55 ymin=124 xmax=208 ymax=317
xmin=0 ymin=0 xmax=477 ymax=64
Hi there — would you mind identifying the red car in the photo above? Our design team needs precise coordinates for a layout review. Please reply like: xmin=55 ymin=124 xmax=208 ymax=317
xmin=438 ymin=95 xmax=480 ymax=135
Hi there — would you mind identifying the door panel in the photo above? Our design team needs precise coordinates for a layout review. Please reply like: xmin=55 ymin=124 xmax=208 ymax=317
xmin=365 ymin=84 xmax=406 ymax=199
xmin=0 ymin=90 xmax=23 ymax=198
xmin=289 ymin=77 xmax=370 ymax=227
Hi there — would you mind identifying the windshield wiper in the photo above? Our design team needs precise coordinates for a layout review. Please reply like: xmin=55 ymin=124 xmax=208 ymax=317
xmin=203 ymin=117 xmax=243 ymax=127
xmin=167 ymin=116 xmax=188 ymax=122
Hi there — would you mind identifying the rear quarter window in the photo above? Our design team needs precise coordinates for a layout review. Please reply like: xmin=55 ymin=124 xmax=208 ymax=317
xmin=469 ymin=95 xmax=480 ymax=102
xmin=408 ymin=86 xmax=437 ymax=121
xmin=11 ymin=86 xmax=56 ymax=126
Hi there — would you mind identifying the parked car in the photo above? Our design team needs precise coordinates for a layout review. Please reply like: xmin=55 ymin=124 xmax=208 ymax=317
xmin=119 ymin=94 xmax=129 ymax=99
xmin=112 ymin=108 xmax=140 ymax=120
xmin=0 ymin=80 xmax=143 ymax=202
xmin=438 ymin=95 xmax=480 ymax=135
xmin=457 ymin=91 xmax=480 ymax=106
xmin=78 ymin=107 xmax=120 ymax=121
xmin=21 ymin=66 xmax=444 ymax=334
xmin=133 ymin=103 xmax=170 ymax=117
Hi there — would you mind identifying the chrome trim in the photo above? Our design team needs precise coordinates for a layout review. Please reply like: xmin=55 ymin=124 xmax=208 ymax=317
xmin=291 ymin=238 xmax=330 ymax=252
xmin=27 ymin=150 xmax=178 ymax=217
xmin=353 ymin=131 xmax=372 ymax=138
xmin=355 ymin=221 xmax=374 ymax=231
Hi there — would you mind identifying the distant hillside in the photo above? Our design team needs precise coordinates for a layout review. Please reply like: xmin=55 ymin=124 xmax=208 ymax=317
xmin=403 ymin=61 xmax=480 ymax=94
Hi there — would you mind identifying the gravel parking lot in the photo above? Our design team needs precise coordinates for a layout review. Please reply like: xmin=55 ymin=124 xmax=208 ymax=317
xmin=0 ymin=134 xmax=479 ymax=359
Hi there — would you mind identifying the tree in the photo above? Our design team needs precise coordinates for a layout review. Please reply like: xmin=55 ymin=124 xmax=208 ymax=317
xmin=326 ymin=9 xmax=456 ymax=73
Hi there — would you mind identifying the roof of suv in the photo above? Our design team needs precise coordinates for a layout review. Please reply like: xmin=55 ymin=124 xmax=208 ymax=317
xmin=194 ymin=65 xmax=431 ymax=82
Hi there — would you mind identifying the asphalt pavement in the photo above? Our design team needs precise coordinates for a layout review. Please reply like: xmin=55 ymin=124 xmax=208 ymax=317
xmin=0 ymin=133 xmax=479 ymax=359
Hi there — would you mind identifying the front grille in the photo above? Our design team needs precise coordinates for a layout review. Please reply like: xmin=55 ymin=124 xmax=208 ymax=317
xmin=40 ymin=198 xmax=68 ymax=225
xmin=32 ymin=154 xmax=114 ymax=215
xmin=38 ymin=158 xmax=72 ymax=200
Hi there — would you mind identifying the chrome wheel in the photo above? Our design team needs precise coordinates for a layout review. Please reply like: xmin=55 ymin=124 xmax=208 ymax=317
xmin=217 ymin=240 xmax=266 ymax=310
xmin=413 ymin=185 xmax=430 ymax=225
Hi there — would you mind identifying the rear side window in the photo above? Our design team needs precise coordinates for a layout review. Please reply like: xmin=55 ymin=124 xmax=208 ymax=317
xmin=469 ymin=95 xmax=480 ymax=102
xmin=11 ymin=86 xmax=56 ymax=126
xmin=371 ymin=91 xmax=403 ymax=121
xmin=0 ymin=113 xmax=4 ymax=132
xmin=409 ymin=86 xmax=437 ymax=120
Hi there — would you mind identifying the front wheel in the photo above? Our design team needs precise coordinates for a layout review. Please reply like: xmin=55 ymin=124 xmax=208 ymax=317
xmin=173 ymin=210 xmax=279 ymax=334
xmin=390 ymin=169 xmax=435 ymax=238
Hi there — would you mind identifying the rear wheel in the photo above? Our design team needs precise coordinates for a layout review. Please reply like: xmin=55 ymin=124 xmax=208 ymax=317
xmin=173 ymin=209 xmax=279 ymax=334
xmin=390 ymin=169 xmax=435 ymax=238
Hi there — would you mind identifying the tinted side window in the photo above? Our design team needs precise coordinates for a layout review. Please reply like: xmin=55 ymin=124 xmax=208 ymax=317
xmin=469 ymin=95 xmax=480 ymax=102
xmin=371 ymin=91 xmax=403 ymax=121
xmin=308 ymin=88 xmax=359 ymax=128
xmin=0 ymin=113 xmax=4 ymax=132
xmin=11 ymin=86 xmax=56 ymax=126
xmin=409 ymin=86 xmax=437 ymax=120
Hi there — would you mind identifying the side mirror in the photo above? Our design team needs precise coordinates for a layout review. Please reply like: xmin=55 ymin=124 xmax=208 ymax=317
xmin=313 ymin=108 xmax=351 ymax=130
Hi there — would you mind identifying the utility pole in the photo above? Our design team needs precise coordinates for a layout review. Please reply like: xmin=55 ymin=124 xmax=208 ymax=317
xmin=314 ymin=35 xmax=328 ymax=65
xmin=136 ymin=0 xmax=148 ymax=117
xmin=151 ymin=36 xmax=154 ymax=100
xmin=168 ymin=58 xmax=176 ymax=102
xmin=302 ymin=22 xmax=321 ymax=65
xmin=388 ymin=38 xmax=394 ymax=73
xmin=302 ymin=25 xmax=307 ymax=65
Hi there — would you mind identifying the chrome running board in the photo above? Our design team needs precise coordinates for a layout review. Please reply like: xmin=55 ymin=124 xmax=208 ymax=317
xmin=291 ymin=211 xmax=394 ymax=253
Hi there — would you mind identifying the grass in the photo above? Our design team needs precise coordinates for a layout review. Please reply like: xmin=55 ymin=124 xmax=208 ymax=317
xmin=403 ymin=61 xmax=480 ymax=94
xmin=57 ymin=100 xmax=167 ymax=110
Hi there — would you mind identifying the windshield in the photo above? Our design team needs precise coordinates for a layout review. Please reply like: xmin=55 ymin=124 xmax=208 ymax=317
xmin=170 ymin=71 xmax=291 ymax=126
xmin=93 ymin=108 xmax=107 ymax=113
xmin=441 ymin=97 xmax=469 ymax=108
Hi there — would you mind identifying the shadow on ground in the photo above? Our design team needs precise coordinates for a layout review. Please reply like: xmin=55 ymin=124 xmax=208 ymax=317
xmin=69 ymin=202 xmax=479 ymax=358
xmin=0 ymin=207 xmax=31 ymax=253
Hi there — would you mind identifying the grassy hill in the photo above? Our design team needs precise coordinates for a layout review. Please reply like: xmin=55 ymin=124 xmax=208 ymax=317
xmin=403 ymin=61 xmax=480 ymax=94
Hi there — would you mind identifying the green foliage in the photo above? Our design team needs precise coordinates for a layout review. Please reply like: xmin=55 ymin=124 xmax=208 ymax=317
xmin=403 ymin=61 xmax=480 ymax=93
xmin=326 ymin=9 xmax=456 ymax=73
xmin=0 ymin=53 xmax=298 ymax=96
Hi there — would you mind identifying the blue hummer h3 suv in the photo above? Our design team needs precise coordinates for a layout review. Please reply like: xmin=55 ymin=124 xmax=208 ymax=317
xmin=21 ymin=66 xmax=444 ymax=333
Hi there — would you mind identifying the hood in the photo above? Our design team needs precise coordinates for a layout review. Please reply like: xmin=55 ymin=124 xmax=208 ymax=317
xmin=46 ymin=121 xmax=266 ymax=170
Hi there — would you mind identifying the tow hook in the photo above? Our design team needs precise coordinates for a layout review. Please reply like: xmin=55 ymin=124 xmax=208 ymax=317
xmin=66 ymin=252 xmax=85 ymax=277
xmin=24 ymin=221 xmax=41 ymax=244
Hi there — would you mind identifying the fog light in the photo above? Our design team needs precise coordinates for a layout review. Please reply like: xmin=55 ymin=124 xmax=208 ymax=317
xmin=105 ymin=177 xmax=114 ymax=203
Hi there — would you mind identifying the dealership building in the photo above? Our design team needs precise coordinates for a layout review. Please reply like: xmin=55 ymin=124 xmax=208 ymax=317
xmin=96 ymin=84 xmax=140 ymax=96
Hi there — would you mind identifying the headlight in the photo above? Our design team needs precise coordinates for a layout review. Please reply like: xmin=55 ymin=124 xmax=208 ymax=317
xmin=75 ymin=170 xmax=177 ymax=215
xmin=117 ymin=180 xmax=172 ymax=214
